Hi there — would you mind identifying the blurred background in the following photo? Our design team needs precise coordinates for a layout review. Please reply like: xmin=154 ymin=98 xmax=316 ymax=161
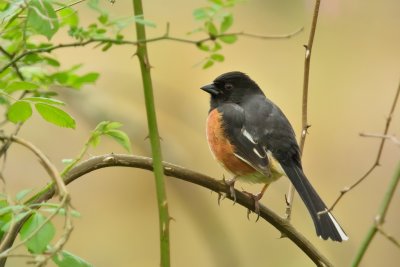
xmin=4 ymin=0 xmax=400 ymax=266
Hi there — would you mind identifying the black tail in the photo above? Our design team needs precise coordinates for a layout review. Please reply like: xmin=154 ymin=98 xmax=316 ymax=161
xmin=281 ymin=161 xmax=348 ymax=242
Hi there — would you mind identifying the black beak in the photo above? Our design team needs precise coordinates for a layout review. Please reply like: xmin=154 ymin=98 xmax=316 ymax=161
xmin=200 ymin=83 xmax=219 ymax=95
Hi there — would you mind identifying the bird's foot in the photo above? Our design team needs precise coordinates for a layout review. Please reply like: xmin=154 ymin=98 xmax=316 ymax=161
xmin=243 ymin=191 xmax=264 ymax=222
xmin=222 ymin=175 xmax=237 ymax=203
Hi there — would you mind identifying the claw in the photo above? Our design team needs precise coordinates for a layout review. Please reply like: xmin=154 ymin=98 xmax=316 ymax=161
xmin=243 ymin=191 xmax=263 ymax=221
xmin=242 ymin=184 xmax=269 ymax=222
xmin=217 ymin=192 xmax=226 ymax=205
xmin=223 ymin=176 xmax=237 ymax=203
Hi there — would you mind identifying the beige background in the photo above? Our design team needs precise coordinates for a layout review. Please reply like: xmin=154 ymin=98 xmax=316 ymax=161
xmin=4 ymin=0 xmax=400 ymax=266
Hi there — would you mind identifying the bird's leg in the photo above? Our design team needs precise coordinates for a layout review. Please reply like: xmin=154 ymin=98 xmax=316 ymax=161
xmin=243 ymin=183 xmax=269 ymax=221
xmin=223 ymin=175 xmax=237 ymax=203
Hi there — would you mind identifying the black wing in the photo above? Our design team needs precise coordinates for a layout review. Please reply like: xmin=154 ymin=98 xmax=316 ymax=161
xmin=221 ymin=95 xmax=348 ymax=241
xmin=217 ymin=103 xmax=270 ymax=175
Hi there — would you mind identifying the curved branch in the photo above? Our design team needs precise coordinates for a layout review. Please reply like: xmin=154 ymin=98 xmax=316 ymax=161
xmin=31 ymin=154 xmax=331 ymax=267
xmin=0 ymin=154 xmax=332 ymax=266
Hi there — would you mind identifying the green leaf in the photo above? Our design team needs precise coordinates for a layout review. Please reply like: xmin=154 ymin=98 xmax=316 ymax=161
xmin=70 ymin=72 xmax=99 ymax=88
xmin=134 ymin=15 xmax=156 ymax=28
xmin=106 ymin=130 xmax=132 ymax=153
xmin=1 ymin=211 xmax=30 ymax=232
xmin=206 ymin=21 xmax=218 ymax=36
xmin=211 ymin=41 xmax=222 ymax=52
xmin=219 ymin=34 xmax=237 ymax=44
xmin=5 ymin=81 xmax=39 ymax=93
xmin=35 ymin=103 xmax=76 ymax=128
xmin=59 ymin=7 xmax=79 ymax=28
xmin=61 ymin=159 xmax=74 ymax=165
xmin=16 ymin=189 xmax=33 ymax=202
xmin=105 ymin=121 xmax=123 ymax=130
xmin=0 ymin=200 xmax=11 ymax=239
xmin=211 ymin=53 xmax=224 ymax=62
xmin=7 ymin=101 xmax=32 ymax=123
xmin=101 ymin=42 xmax=112 ymax=52
xmin=20 ymin=213 xmax=55 ymax=254
xmin=193 ymin=8 xmax=209 ymax=21
xmin=196 ymin=42 xmax=210 ymax=51
xmin=24 ymin=97 xmax=65 ymax=106
xmin=203 ymin=60 xmax=214 ymax=69
xmin=53 ymin=250 xmax=92 ymax=267
xmin=43 ymin=56 xmax=60 ymax=67
xmin=220 ymin=14 xmax=233 ymax=33
xmin=209 ymin=0 xmax=224 ymax=5
xmin=98 ymin=14 xmax=108 ymax=24
xmin=27 ymin=0 xmax=59 ymax=40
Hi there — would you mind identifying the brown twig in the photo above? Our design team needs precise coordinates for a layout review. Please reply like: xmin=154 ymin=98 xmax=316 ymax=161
xmin=0 ymin=26 xmax=303 ymax=74
xmin=376 ymin=226 xmax=400 ymax=249
xmin=360 ymin=133 xmax=400 ymax=146
xmin=1 ymin=135 xmax=67 ymax=196
xmin=285 ymin=0 xmax=321 ymax=221
xmin=325 ymin=80 xmax=400 ymax=213
xmin=0 ymin=154 xmax=333 ymax=267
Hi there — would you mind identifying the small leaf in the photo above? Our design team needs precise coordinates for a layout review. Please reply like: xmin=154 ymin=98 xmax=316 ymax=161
xmin=70 ymin=72 xmax=100 ymax=88
xmin=43 ymin=56 xmax=60 ymax=67
xmin=203 ymin=60 xmax=214 ymax=69
xmin=206 ymin=21 xmax=218 ymax=36
xmin=193 ymin=8 xmax=208 ymax=21
xmin=2 ymin=211 xmax=31 ymax=232
xmin=20 ymin=213 xmax=55 ymax=254
xmin=220 ymin=14 xmax=233 ymax=33
xmin=211 ymin=41 xmax=222 ymax=52
xmin=98 ymin=14 xmax=108 ymax=24
xmin=61 ymin=159 xmax=74 ymax=165
xmin=59 ymin=7 xmax=79 ymax=28
xmin=16 ymin=189 xmax=33 ymax=202
xmin=7 ymin=101 xmax=32 ymax=123
xmin=24 ymin=97 xmax=65 ymax=106
xmin=35 ymin=103 xmax=76 ymax=128
xmin=105 ymin=121 xmax=123 ymax=130
xmin=219 ymin=34 xmax=237 ymax=44
xmin=106 ymin=130 xmax=132 ymax=153
xmin=211 ymin=53 xmax=224 ymax=62
xmin=134 ymin=15 xmax=156 ymax=27
xmin=101 ymin=42 xmax=112 ymax=51
xmin=196 ymin=42 xmax=210 ymax=51
xmin=52 ymin=250 xmax=92 ymax=267
xmin=27 ymin=0 xmax=59 ymax=40
xmin=5 ymin=81 xmax=39 ymax=93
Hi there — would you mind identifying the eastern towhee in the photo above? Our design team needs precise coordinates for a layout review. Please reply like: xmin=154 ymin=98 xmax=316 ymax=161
xmin=201 ymin=71 xmax=348 ymax=242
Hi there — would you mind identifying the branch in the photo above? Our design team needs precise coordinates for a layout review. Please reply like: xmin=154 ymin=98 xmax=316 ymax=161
xmin=1 ymin=154 xmax=333 ymax=267
xmin=133 ymin=1 xmax=170 ymax=266
xmin=360 ymin=133 xmax=400 ymax=146
xmin=0 ymin=26 xmax=303 ymax=74
xmin=2 ymin=135 xmax=67 ymax=197
xmin=326 ymin=80 xmax=400 ymax=213
xmin=352 ymin=161 xmax=400 ymax=266
xmin=285 ymin=0 xmax=321 ymax=220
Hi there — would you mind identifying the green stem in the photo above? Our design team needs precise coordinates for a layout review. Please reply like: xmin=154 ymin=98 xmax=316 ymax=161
xmin=132 ymin=1 xmax=170 ymax=266
xmin=352 ymin=162 xmax=400 ymax=266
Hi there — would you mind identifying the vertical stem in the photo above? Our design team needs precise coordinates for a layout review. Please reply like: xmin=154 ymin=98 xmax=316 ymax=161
xmin=132 ymin=1 xmax=170 ymax=266
xmin=352 ymin=162 xmax=400 ymax=267
xmin=286 ymin=0 xmax=321 ymax=220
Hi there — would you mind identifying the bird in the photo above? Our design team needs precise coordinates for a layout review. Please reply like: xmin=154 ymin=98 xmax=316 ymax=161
xmin=200 ymin=71 xmax=348 ymax=242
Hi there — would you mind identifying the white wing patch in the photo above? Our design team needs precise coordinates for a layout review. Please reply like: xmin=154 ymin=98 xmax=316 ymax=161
xmin=242 ymin=128 xmax=256 ymax=144
xmin=253 ymin=148 xmax=265 ymax=158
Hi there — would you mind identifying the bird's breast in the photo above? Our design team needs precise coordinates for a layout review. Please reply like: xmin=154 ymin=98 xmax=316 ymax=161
xmin=206 ymin=109 xmax=255 ymax=175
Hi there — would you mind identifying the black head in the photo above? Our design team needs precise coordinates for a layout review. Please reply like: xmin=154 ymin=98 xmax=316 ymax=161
xmin=200 ymin=71 xmax=264 ymax=109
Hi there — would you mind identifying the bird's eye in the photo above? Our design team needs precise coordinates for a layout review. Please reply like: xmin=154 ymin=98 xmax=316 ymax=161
xmin=224 ymin=83 xmax=233 ymax=90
